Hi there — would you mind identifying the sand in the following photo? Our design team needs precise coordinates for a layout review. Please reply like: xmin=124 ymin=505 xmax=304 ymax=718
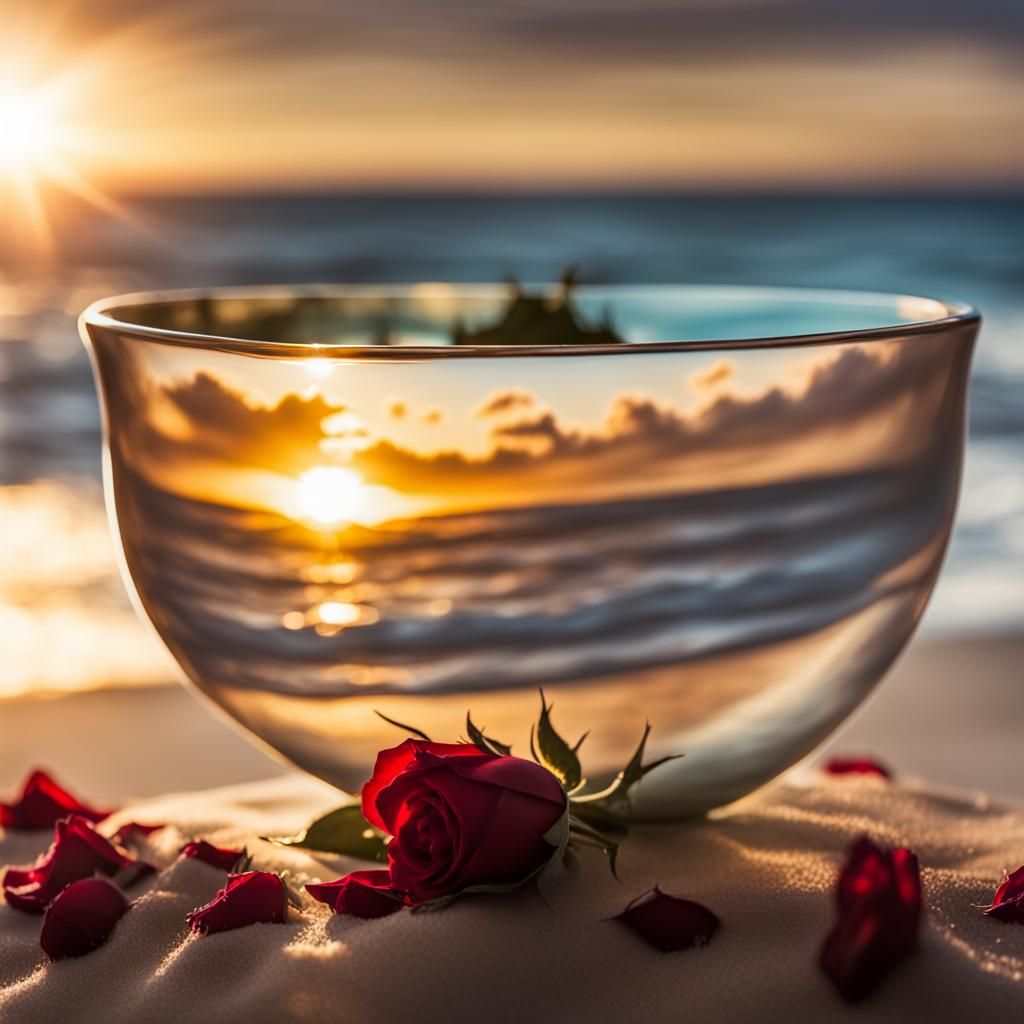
xmin=0 ymin=633 xmax=1020 ymax=805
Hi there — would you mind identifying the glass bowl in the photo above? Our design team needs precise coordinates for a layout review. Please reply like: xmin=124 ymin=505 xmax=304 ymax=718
xmin=80 ymin=284 xmax=979 ymax=818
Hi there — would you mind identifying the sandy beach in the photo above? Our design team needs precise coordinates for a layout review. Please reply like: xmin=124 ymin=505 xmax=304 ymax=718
xmin=1 ymin=632 xmax=1019 ymax=807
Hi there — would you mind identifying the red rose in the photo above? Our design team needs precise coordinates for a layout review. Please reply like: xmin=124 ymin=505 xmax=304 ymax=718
xmin=3 ymin=815 xmax=137 ymax=914
xmin=824 ymin=757 xmax=891 ymax=780
xmin=187 ymin=871 xmax=289 ymax=935
xmin=820 ymin=837 xmax=922 ymax=1003
xmin=39 ymin=878 xmax=129 ymax=960
xmin=0 ymin=770 xmax=111 ymax=830
xmin=363 ymin=740 xmax=567 ymax=906
xmin=307 ymin=869 xmax=404 ymax=919
xmin=982 ymin=864 xmax=1024 ymax=923
xmin=181 ymin=840 xmax=243 ymax=872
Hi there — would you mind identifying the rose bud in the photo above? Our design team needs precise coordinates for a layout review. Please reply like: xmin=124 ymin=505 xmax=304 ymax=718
xmin=187 ymin=871 xmax=289 ymax=935
xmin=307 ymin=870 xmax=404 ymax=919
xmin=0 ymin=769 xmax=111 ymax=830
xmin=39 ymin=878 xmax=129 ymax=960
xmin=363 ymin=740 xmax=567 ymax=907
xmin=982 ymin=865 xmax=1024 ymax=923
xmin=820 ymin=837 xmax=922 ymax=1003
xmin=824 ymin=757 xmax=892 ymax=780
xmin=181 ymin=840 xmax=244 ymax=872
xmin=613 ymin=887 xmax=720 ymax=951
xmin=3 ymin=815 xmax=137 ymax=914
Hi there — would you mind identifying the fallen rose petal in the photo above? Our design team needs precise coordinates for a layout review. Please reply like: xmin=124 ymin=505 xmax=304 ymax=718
xmin=39 ymin=878 xmax=129 ymax=960
xmin=613 ymin=887 xmax=720 ymax=952
xmin=0 ymin=770 xmax=112 ymax=830
xmin=112 ymin=822 xmax=164 ymax=844
xmin=181 ymin=840 xmax=244 ymax=872
xmin=982 ymin=865 xmax=1024 ymax=923
xmin=824 ymin=757 xmax=892 ymax=780
xmin=187 ymin=871 xmax=288 ymax=935
xmin=307 ymin=869 xmax=404 ymax=919
xmin=3 ymin=815 xmax=137 ymax=914
xmin=820 ymin=837 xmax=922 ymax=1003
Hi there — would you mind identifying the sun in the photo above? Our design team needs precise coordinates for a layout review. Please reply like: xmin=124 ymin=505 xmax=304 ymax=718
xmin=296 ymin=466 xmax=366 ymax=525
xmin=0 ymin=84 xmax=65 ymax=178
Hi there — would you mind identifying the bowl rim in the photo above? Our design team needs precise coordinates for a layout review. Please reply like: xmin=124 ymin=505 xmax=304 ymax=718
xmin=80 ymin=283 xmax=981 ymax=360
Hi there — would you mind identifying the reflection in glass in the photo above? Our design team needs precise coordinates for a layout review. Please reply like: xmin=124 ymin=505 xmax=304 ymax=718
xmin=82 ymin=285 xmax=978 ymax=817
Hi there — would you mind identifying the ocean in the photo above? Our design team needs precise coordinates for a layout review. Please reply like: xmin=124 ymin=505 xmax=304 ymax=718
xmin=0 ymin=193 xmax=1021 ymax=699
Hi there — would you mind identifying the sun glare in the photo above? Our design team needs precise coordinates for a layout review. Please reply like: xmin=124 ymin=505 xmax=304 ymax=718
xmin=296 ymin=466 xmax=366 ymax=525
xmin=0 ymin=85 xmax=64 ymax=177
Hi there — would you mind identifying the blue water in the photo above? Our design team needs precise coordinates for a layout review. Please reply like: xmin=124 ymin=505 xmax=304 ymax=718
xmin=0 ymin=194 xmax=1020 ymax=694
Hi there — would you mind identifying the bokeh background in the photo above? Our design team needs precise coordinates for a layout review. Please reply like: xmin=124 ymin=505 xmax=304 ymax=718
xmin=0 ymin=0 xmax=1021 ymax=797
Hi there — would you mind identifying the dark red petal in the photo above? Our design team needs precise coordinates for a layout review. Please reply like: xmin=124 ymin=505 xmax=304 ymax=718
xmin=0 ymin=770 xmax=112 ymax=830
xmin=361 ymin=741 xmax=487 ymax=832
xmin=306 ymin=869 xmax=404 ymax=919
xmin=983 ymin=864 xmax=1024 ymax=922
xmin=820 ymin=837 xmax=922 ymax=1003
xmin=39 ymin=878 xmax=129 ymax=960
xmin=112 ymin=822 xmax=164 ymax=844
xmin=187 ymin=871 xmax=288 ymax=935
xmin=2 ymin=815 xmax=137 ymax=914
xmin=613 ymin=887 xmax=720 ymax=952
xmin=181 ymin=840 xmax=244 ymax=872
xmin=449 ymin=754 xmax=567 ymax=806
xmin=825 ymin=757 xmax=892 ymax=780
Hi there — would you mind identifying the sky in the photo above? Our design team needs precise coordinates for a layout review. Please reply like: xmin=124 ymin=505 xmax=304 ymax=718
xmin=2 ymin=0 xmax=1023 ymax=193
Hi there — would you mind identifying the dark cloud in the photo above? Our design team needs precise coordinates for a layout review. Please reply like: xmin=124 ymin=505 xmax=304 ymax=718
xmin=475 ymin=388 xmax=536 ymax=418
xmin=18 ymin=0 xmax=1024 ymax=67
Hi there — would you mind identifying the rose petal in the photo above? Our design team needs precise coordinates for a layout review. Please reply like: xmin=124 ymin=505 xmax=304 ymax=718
xmin=0 ymin=770 xmax=112 ymax=830
xmin=39 ymin=878 xmax=129 ymax=960
xmin=187 ymin=871 xmax=288 ymax=935
xmin=112 ymin=822 xmax=164 ymax=844
xmin=361 ymin=740 xmax=490 ymax=831
xmin=181 ymin=840 xmax=244 ymax=872
xmin=307 ymin=869 xmax=404 ymax=919
xmin=982 ymin=864 xmax=1024 ymax=923
xmin=3 ymin=815 xmax=138 ymax=914
xmin=820 ymin=837 xmax=922 ymax=1002
xmin=824 ymin=757 xmax=892 ymax=780
xmin=613 ymin=887 xmax=720 ymax=952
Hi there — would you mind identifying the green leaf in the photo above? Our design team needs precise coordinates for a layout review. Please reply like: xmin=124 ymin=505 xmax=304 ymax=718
xmin=374 ymin=710 xmax=431 ymax=742
xmin=466 ymin=712 xmax=512 ymax=757
xmin=266 ymin=804 xmax=388 ymax=863
xmin=568 ymin=815 xmax=619 ymax=878
xmin=532 ymin=690 xmax=583 ymax=792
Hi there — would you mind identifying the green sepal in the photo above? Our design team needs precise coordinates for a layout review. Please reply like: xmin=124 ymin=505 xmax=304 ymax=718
xmin=265 ymin=804 xmax=388 ymax=863
xmin=374 ymin=710 xmax=432 ymax=742
xmin=530 ymin=690 xmax=584 ymax=793
xmin=231 ymin=848 xmax=254 ymax=873
xmin=567 ymin=815 xmax=619 ymax=878
xmin=572 ymin=722 xmax=683 ymax=814
xmin=465 ymin=712 xmax=512 ymax=757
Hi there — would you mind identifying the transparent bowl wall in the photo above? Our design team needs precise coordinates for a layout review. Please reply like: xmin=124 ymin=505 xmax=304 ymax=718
xmin=81 ymin=285 xmax=978 ymax=818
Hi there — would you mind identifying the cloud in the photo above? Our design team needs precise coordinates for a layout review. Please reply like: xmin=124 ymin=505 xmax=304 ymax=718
xmin=387 ymin=399 xmax=407 ymax=419
xmin=690 ymin=360 xmax=733 ymax=391
xmin=352 ymin=336 xmax=964 ymax=498
xmin=118 ymin=330 xmax=965 ymax=512
xmin=475 ymin=388 xmax=536 ymax=418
